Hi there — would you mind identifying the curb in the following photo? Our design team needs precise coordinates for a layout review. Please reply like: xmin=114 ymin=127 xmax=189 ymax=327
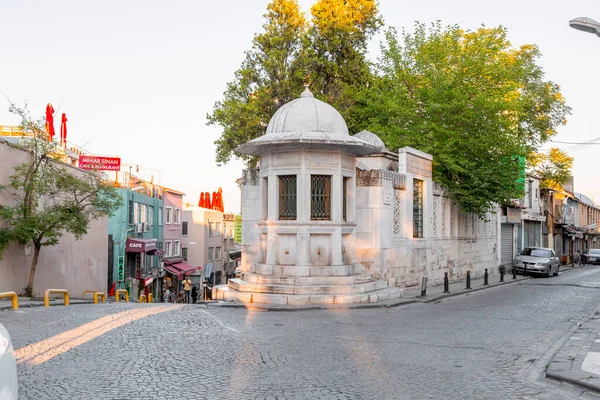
xmin=206 ymin=297 xmax=418 ymax=312
xmin=0 ymin=300 xmax=96 ymax=311
xmin=546 ymin=371 xmax=600 ymax=394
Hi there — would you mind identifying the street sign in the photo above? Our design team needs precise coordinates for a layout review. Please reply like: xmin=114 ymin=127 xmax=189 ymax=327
xmin=205 ymin=262 xmax=212 ymax=278
xmin=234 ymin=214 xmax=242 ymax=243
xmin=117 ymin=256 xmax=125 ymax=281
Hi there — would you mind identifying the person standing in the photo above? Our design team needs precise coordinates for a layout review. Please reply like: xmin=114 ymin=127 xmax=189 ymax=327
xmin=183 ymin=277 xmax=192 ymax=303
xmin=191 ymin=284 xmax=198 ymax=304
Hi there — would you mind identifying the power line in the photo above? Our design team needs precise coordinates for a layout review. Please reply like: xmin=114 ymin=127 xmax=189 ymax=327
xmin=549 ymin=139 xmax=600 ymax=145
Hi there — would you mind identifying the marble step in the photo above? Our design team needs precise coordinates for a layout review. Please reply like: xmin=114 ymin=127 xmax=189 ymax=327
xmin=215 ymin=286 xmax=402 ymax=306
xmin=228 ymin=278 xmax=388 ymax=295
xmin=241 ymin=272 xmax=374 ymax=286
xmin=251 ymin=263 xmax=363 ymax=277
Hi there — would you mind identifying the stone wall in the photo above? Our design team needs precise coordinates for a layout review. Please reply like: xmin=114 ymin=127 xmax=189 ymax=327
xmin=356 ymin=146 xmax=499 ymax=288
xmin=0 ymin=138 xmax=109 ymax=296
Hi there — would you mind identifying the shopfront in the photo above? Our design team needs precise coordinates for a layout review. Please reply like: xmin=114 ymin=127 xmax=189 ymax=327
xmin=125 ymin=238 xmax=159 ymax=300
xmin=161 ymin=258 xmax=196 ymax=302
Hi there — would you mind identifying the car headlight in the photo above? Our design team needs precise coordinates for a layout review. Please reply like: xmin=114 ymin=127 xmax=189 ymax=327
xmin=514 ymin=261 xmax=524 ymax=266
xmin=535 ymin=262 xmax=547 ymax=266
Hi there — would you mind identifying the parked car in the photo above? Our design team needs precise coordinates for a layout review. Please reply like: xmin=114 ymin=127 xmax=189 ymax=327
xmin=0 ymin=323 xmax=18 ymax=400
xmin=513 ymin=247 xmax=560 ymax=277
xmin=582 ymin=249 xmax=600 ymax=265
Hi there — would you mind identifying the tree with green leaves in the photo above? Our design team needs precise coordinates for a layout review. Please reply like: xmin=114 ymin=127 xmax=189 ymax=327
xmin=208 ymin=0 xmax=383 ymax=166
xmin=529 ymin=148 xmax=574 ymax=190
xmin=0 ymin=106 xmax=121 ymax=297
xmin=350 ymin=22 xmax=571 ymax=216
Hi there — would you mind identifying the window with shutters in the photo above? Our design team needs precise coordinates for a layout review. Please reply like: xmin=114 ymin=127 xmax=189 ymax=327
xmin=278 ymin=175 xmax=297 ymax=220
xmin=311 ymin=175 xmax=331 ymax=220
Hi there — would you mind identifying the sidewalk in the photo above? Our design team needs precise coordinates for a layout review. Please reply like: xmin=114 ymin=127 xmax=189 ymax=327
xmin=1 ymin=265 xmax=581 ymax=312
xmin=547 ymin=290 xmax=600 ymax=393
xmin=211 ymin=266 xmax=583 ymax=311
xmin=0 ymin=296 xmax=94 ymax=311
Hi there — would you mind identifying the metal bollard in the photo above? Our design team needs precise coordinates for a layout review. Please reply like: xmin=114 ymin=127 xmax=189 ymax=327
xmin=500 ymin=266 xmax=505 ymax=282
xmin=443 ymin=272 xmax=450 ymax=293
xmin=512 ymin=264 xmax=517 ymax=280
xmin=466 ymin=271 xmax=471 ymax=289
xmin=421 ymin=276 xmax=428 ymax=297
xmin=484 ymin=269 xmax=489 ymax=286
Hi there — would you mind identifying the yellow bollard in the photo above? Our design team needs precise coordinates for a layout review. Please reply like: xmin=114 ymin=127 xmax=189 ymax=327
xmin=43 ymin=289 xmax=69 ymax=307
xmin=115 ymin=289 xmax=129 ymax=302
xmin=139 ymin=294 xmax=147 ymax=303
xmin=0 ymin=291 xmax=18 ymax=311
xmin=93 ymin=292 xmax=106 ymax=304
xmin=148 ymin=294 xmax=153 ymax=303
xmin=82 ymin=290 xmax=97 ymax=299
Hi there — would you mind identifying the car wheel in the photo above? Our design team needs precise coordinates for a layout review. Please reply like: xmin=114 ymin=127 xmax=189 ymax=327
xmin=553 ymin=266 xmax=559 ymax=276
xmin=545 ymin=266 xmax=551 ymax=278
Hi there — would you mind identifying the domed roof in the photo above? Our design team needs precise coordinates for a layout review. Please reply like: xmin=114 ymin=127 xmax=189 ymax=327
xmin=353 ymin=130 xmax=385 ymax=150
xmin=265 ymin=87 xmax=349 ymax=136
xmin=236 ymin=86 xmax=380 ymax=157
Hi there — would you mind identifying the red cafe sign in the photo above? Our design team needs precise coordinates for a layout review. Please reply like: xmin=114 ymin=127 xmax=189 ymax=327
xmin=79 ymin=155 xmax=121 ymax=171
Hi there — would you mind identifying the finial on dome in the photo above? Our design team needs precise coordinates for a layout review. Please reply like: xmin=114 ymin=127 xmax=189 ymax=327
xmin=301 ymin=83 xmax=314 ymax=98
xmin=301 ymin=74 xmax=314 ymax=98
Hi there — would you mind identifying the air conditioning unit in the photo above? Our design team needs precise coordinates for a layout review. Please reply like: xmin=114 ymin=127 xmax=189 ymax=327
xmin=136 ymin=223 xmax=143 ymax=233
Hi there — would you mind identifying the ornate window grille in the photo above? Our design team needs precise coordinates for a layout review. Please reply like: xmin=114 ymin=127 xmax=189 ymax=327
xmin=441 ymin=198 xmax=447 ymax=237
xmin=393 ymin=190 xmax=402 ymax=236
xmin=311 ymin=175 xmax=331 ymax=220
xmin=413 ymin=179 xmax=424 ymax=238
xmin=278 ymin=175 xmax=297 ymax=220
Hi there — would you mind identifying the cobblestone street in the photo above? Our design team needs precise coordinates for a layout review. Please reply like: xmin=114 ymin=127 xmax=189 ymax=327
xmin=5 ymin=267 xmax=600 ymax=400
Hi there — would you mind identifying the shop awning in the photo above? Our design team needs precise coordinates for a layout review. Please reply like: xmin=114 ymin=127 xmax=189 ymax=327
xmin=164 ymin=262 xmax=196 ymax=276
xmin=164 ymin=264 xmax=183 ymax=278
xmin=174 ymin=262 xmax=196 ymax=275
xmin=126 ymin=238 xmax=158 ymax=253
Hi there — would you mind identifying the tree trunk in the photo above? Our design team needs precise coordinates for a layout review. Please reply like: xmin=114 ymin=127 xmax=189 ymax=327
xmin=25 ymin=243 xmax=41 ymax=297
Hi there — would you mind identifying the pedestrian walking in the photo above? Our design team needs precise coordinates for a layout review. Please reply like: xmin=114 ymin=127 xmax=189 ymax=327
xmin=191 ymin=284 xmax=198 ymax=304
xmin=183 ymin=277 xmax=192 ymax=303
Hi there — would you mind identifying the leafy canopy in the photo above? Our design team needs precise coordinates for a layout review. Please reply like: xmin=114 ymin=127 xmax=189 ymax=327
xmin=528 ymin=148 xmax=574 ymax=190
xmin=349 ymin=23 xmax=570 ymax=215
xmin=208 ymin=0 xmax=382 ymax=167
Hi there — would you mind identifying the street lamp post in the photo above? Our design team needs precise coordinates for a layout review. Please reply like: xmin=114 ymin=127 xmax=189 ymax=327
xmin=569 ymin=17 xmax=600 ymax=37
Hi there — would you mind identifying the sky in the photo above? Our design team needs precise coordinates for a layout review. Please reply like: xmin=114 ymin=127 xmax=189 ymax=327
xmin=1 ymin=0 xmax=599 ymax=212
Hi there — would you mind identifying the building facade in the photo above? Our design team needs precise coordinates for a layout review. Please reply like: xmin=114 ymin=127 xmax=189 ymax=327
xmin=0 ymin=138 xmax=109 ymax=296
xmin=107 ymin=186 xmax=163 ymax=300
xmin=182 ymin=207 xmax=224 ymax=288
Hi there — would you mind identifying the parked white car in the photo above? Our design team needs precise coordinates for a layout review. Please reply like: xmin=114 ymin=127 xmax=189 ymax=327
xmin=513 ymin=247 xmax=560 ymax=277
xmin=0 ymin=323 xmax=18 ymax=400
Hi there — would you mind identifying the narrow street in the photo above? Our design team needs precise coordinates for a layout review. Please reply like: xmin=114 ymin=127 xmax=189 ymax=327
xmin=5 ymin=267 xmax=600 ymax=400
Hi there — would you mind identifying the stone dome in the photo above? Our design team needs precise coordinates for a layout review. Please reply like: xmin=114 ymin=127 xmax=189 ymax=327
xmin=236 ymin=87 xmax=380 ymax=157
xmin=353 ymin=130 xmax=385 ymax=150
xmin=265 ymin=87 xmax=349 ymax=136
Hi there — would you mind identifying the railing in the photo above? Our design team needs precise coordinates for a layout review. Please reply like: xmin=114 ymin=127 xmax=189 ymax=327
xmin=44 ymin=289 xmax=69 ymax=307
xmin=0 ymin=291 xmax=18 ymax=311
